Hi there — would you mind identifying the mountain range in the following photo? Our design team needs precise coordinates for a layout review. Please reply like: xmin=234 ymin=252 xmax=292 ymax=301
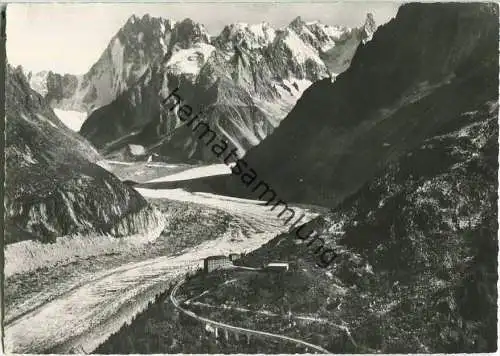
xmin=94 ymin=3 xmax=498 ymax=353
xmin=26 ymin=13 xmax=376 ymax=162
xmin=5 ymin=2 xmax=498 ymax=353
xmin=188 ymin=2 xmax=499 ymax=208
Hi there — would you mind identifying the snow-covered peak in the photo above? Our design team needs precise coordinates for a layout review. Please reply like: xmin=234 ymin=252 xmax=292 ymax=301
xmin=47 ymin=13 xmax=178 ymax=113
xmin=35 ymin=13 xmax=370 ymax=131
xmin=289 ymin=16 xmax=307 ymax=31
xmin=216 ymin=22 xmax=276 ymax=50
xmin=306 ymin=22 xmax=348 ymax=41
xmin=274 ymin=28 xmax=323 ymax=65
xmin=288 ymin=17 xmax=351 ymax=53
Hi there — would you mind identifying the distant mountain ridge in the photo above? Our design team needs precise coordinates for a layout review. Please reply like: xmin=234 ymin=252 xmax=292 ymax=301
xmin=27 ymin=13 xmax=376 ymax=162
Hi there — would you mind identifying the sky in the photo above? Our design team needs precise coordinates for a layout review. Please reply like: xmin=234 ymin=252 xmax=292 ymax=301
xmin=6 ymin=1 xmax=401 ymax=74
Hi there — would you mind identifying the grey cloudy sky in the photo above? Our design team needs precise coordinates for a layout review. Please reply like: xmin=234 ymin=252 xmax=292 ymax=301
xmin=7 ymin=1 xmax=401 ymax=74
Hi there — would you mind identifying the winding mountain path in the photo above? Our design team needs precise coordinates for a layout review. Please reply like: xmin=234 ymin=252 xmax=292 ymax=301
xmin=170 ymin=279 xmax=332 ymax=353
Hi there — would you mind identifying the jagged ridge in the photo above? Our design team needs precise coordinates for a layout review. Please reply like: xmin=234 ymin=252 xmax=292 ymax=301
xmin=30 ymin=13 xmax=376 ymax=162
xmin=201 ymin=2 xmax=498 ymax=206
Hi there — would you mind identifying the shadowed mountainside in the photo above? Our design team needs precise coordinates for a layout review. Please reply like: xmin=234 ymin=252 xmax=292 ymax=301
xmin=193 ymin=3 xmax=498 ymax=208
xmin=5 ymin=66 xmax=162 ymax=244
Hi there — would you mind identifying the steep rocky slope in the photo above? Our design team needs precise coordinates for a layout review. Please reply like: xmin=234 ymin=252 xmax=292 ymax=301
xmin=64 ymin=14 xmax=375 ymax=162
xmin=189 ymin=3 xmax=498 ymax=352
xmin=85 ymin=97 xmax=498 ymax=354
xmin=4 ymin=65 xmax=163 ymax=245
xmin=200 ymin=3 xmax=498 ymax=207
xmin=234 ymin=97 xmax=498 ymax=352
xmin=291 ymin=13 xmax=376 ymax=76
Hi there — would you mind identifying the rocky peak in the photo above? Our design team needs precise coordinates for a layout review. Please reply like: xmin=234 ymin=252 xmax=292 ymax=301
xmin=270 ymin=27 xmax=328 ymax=79
xmin=126 ymin=14 xmax=139 ymax=24
xmin=288 ymin=16 xmax=307 ymax=31
xmin=350 ymin=2 xmax=498 ymax=83
xmin=13 ymin=65 xmax=29 ymax=83
xmin=215 ymin=22 xmax=276 ymax=50
xmin=118 ymin=14 xmax=173 ymax=44
xmin=287 ymin=17 xmax=352 ymax=54
xmin=168 ymin=18 xmax=210 ymax=50
xmin=361 ymin=13 xmax=377 ymax=43
xmin=364 ymin=13 xmax=376 ymax=31
xmin=40 ymin=13 xmax=375 ymax=160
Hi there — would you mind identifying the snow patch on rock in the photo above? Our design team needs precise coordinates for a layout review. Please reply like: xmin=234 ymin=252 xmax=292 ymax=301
xmin=166 ymin=43 xmax=215 ymax=76
xmin=283 ymin=29 xmax=323 ymax=65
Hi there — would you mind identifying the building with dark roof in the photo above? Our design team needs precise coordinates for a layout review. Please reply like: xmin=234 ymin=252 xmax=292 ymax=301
xmin=204 ymin=255 xmax=233 ymax=273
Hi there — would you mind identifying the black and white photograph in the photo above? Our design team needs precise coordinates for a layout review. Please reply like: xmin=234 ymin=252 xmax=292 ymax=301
xmin=2 ymin=0 xmax=499 ymax=354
